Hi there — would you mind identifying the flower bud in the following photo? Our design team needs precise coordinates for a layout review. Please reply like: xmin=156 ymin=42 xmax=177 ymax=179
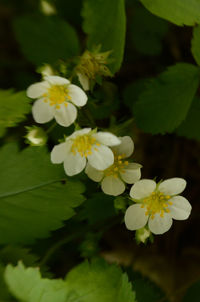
xmin=25 ymin=126 xmax=47 ymax=146
xmin=135 ymin=227 xmax=152 ymax=244
xmin=40 ymin=0 xmax=56 ymax=15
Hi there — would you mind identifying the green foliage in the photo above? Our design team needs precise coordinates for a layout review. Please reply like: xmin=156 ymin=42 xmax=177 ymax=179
xmin=0 ymin=90 xmax=31 ymax=137
xmin=140 ymin=0 xmax=200 ymax=26
xmin=182 ymin=281 xmax=200 ymax=301
xmin=132 ymin=272 xmax=167 ymax=302
xmin=52 ymin=0 xmax=83 ymax=27
xmin=0 ymin=144 xmax=85 ymax=244
xmin=176 ymin=97 xmax=200 ymax=140
xmin=131 ymin=5 xmax=168 ymax=55
xmin=82 ymin=192 xmax=116 ymax=225
xmin=0 ymin=263 xmax=12 ymax=301
xmin=65 ymin=258 xmax=136 ymax=302
xmin=191 ymin=25 xmax=200 ymax=66
xmin=133 ymin=63 xmax=200 ymax=134
xmin=82 ymin=0 xmax=126 ymax=73
xmin=5 ymin=262 xmax=67 ymax=302
xmin=123 ymin=79 xmax=149 ymax=110
xmin=0 ymin=246 xmax=38 ymax=267
xmin=13 ymin=15 xmax=80 ymax=65
xmin=4 ymin=260 xmax=136 ymax=302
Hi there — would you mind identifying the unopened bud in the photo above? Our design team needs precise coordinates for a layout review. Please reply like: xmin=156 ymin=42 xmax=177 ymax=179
xmin=135 ymin=227 xmax=152 ymax=244
xmin=25 ymin=126 xmax=47 ymax=146
xmin=40 ymin=0 xmax=56 ymax=15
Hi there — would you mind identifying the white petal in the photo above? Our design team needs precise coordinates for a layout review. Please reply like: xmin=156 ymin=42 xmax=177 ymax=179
xmin=93 ymin=132 xmax=121 ymax=146
xmin=77 ymin=72 xmax=89 ymax=91
xmin=54 ymin=103 xmax=77 ymax=127
xmin=120 ymin=163 xmax=141 ymax=184
xmin=168 ymin=196 xmax=192 ymax=220
xmin=27 ymin=81 xmax=50 ymax=98
xmin=87 ymin=145 xmax=114 ymax=170
xmin=68 ymin=84 xmax=88 ymax=106
xmin=112 ymin=136 xmax=134 ymax=158
xmin=101 ymin=176 xmax=125 ymax=196
xmin=148 ymin=213 xmax=172 ymax=235
xmin=130 ymin=179 xmax=156 ymax=200
xmin=32 ymin=98 xmax=54 ymax=124
xmin=68 ymin=128 xmax=91 ymax=140
xmin=44 ymin=75 xmax=70 ymax=85
xmin=85 ymin=164 xmax=104 ymax=182
xmin=64 ymin=152 xmax=86 ymax=176
xmin=124 ymin=204 xmax=148 ymax=230
xmin=158 ymin=178 xmax=186 ymax=196
xmin=51 ymin=142 xmax=69 ymax=164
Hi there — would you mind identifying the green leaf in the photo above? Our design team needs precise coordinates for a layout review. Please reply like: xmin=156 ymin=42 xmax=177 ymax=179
xmin=123 ymin=79 xmax=149 ymax=110
xmin=5 ymin=260 xmax=135 ymax=302
xmin=176 ymin=97 xmax=200 ymax=140
xmin=14 ymin=15 xmax=80 ymax=65
xmin=0 ymin=90 xmax=31 ymax=137
xmin=140 ymin=0 xmax=200 ymax=26
xmin=82 ymin=192 xmax=116 ymax=225
xmin=5 ymin=262 xmax=67 ymax=302
xmin=82 ymin=0 xmax=126 ymax=73
xmin=0 ymin=263 xmax=12 ymax=301
xmin=129 ymin=271 xmax=167 ymax=302
xmin=0 ymin=144 xmax=85 ymax=244
xmin=182 ymin=280 xmax=200 ymax=301
xmin=0 ymin=246 xmax=39 ymax=267
xmin=65 ymin=258 xmax=136 ymax=302
xmin=192 ymin=25 xmax=200 ymax=66
xmin=133 ymin=63 xmax=200 ymax=134
xmin=131 ymin=5 xmax=168 ymax=56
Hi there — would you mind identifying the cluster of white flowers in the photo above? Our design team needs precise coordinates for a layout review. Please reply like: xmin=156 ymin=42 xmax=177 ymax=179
xmin=27 ymin=74 xmax=192 ymax=237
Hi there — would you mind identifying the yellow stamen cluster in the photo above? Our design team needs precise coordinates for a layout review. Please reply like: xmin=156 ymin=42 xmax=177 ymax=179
xmin=71 ymin=135 xmax=100 ymax=157
xmin=43 ymin=85 xmax=71 ymax=109
xmin=141 ymin=191 xmax=172 ymax=219
xmin=104 ymin=153 xmax=128 ymax=177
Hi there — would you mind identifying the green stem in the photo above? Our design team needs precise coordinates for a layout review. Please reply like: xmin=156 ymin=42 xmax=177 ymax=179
xmin=46 ymin=122 xmax=57 ymax=134
xmin=39 ymin=216 xmax=121 ymax=267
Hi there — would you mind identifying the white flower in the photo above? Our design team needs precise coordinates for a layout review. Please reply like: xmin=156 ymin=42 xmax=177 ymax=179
xmin=51 ymin=128 xmax=121 ymax=176
xmin=125 ymin=178 xmax=192 ymax=235
xmin=85 ymin=136 xmax=142 ymax=196
xmin=27 ymin=75 xmax=88 ymax=127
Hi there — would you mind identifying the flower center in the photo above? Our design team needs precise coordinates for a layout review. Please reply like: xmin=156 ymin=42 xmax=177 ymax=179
xmin=104 ymin=153 xmax=128 ymax=177
xmin=43 ymin=85 xmax=71 ymax=109
xmin=141 ymin=191 xmax=172 ymax=219
xmin=71 ymin=134 xmax=100 ymax=157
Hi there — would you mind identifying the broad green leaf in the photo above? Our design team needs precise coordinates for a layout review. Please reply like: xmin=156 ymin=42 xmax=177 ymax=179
xmin=65 ymin=258 xmax=136 ymax=302
xmin=140 ymin=0 xmax=200 ymax=26
xmin=176 ymin=97 xmax=200 ymax=140
xmin=14 ymin=15 xmax=80 ymax=65
xmin=131 ymin=5 xmax=168 ymax=56
xmin=82 ymin=192 xmax=115 ymax=225
xmin=192 ymin=25 xmax=200 ymax=66
xmin=133 ymin=63 xmax=200 ymax=134
xmin=5 ymin=262 xmax=67 ymax=302
xmin=5 ymin=260 xmax=135 ymax=302
xmin=0 ymin=246 xmax=38 ymax=267
xmin=82 ymin=0 xmax=126 ymax=73
xmin=0 ymin=90 xmax=31 ymax=137
xmin=182 ymin=280 xmax=200 ymax=301
xmin=0 ymin=263 xmax=12 ymax=301
xmin=128 ymin=271 xmax=168 ymax=302
xmin=0 ymin=144 xmax=85 ymax=244
xmin=123 ymin=79 xmax=149 ymax=109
